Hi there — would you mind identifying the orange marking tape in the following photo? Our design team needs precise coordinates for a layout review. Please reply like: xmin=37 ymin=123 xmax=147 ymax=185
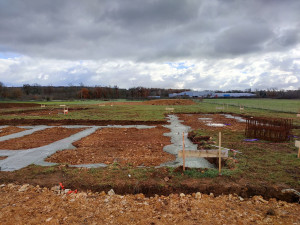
xmin=59 ymin=183 xmax=65 ymax=189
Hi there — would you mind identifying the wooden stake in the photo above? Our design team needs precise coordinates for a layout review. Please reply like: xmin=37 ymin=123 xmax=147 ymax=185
xmin=219 ymin=132 xmax=221 ymax=175
xmin=182 ymin=132 xmax=185 ymax=171
xmin=295 ymin=141 xmax=300 ymax=158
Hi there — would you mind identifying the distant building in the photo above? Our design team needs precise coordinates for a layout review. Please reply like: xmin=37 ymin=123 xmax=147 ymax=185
xmin=169 ymin=91 xmax=214 ymax=98
xmin=213 ymin=93 xmax=256 ymax=98
xmin=148 ymin=96 xmax=161 ymax=99
xmin=169 ymin=91 xmax=255 ymax=98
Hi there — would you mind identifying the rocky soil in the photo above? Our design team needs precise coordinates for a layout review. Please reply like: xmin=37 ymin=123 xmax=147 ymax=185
xmin=0 ymin=127 xmax=85 ymax=150
xmin=0 ymin=183 xmax=299 ymax=224
xmin=46 ymin=126 xmax=175 ymax=166
xmin=0 ymin=126 xmax=27 ymax=137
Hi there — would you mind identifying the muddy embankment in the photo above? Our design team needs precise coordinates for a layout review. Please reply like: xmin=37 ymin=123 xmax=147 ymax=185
xmin=0 ymin=169 xmax=298 ymax=203
xmin=0 ymin=119 xmax=167 ymax=126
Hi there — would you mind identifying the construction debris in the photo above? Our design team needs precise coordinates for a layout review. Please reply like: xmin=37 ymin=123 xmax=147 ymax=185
xmin=1 ymin=183 xmax=299 ymax=224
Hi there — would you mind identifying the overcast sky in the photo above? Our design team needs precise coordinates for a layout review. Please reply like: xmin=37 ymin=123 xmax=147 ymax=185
xmin=0 ymin=0 xmax=300 ymax=90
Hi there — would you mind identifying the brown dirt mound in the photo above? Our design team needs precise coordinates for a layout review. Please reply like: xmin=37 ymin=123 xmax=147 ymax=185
xmin=0 ymin=184 xmax=299 ymax=224
xmin=0 ymin=156 xmax=7 ymax=160
xmin=0 ymin=126 xmax=27 ymax=137
xmin=0 ymin=103 xmax=39 ymax=108
xmin=0 ymin=107 xmax=90 ymax=116
xmin=0 ymin=127 xmax=85 ymax=150
xmin=46 ymin=126 xmax=175 ymax=166
xmin=0 ymin=119 xmax=166 ymax=126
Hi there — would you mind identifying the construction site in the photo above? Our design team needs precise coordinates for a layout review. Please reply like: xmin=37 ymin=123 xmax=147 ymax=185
xmin=0 ymin=99 xmax=299 ymax=224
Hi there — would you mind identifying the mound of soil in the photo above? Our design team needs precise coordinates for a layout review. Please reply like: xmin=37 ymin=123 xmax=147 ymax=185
xmin=0 ymin=119 xmax=166 ymax=126
xmin=0 ymin=127 xmax=85 ymax=150
xmin=46 ymin=126 xmax=175 ymax=166
xmin=1 ymin=107 xmax=90 ymax=116
xmin=0 ymin=184 xmax=299 ymax=224
xmin=0 ymin=126 xmax=27 ymax=137
xmin=0 ymin=156 xmax=7 ymax=160
xmin=0 ymin=103 xmax=39 ymax=108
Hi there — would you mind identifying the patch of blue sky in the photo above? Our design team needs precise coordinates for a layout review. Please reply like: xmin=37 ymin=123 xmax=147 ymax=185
xmin=0 ymin=52 xmax=22 ymax=59
xmin=166 ymin=62 xmax=194 ymax=70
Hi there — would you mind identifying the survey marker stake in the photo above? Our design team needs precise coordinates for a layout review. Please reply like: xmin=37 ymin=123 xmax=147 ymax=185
xmin=182 ymin=132 xmax=185 ymax=171
xmin=295 ymin=140 xmax=300 ymax=158
xmin=219 ymin=132 xmax=222 ymax=175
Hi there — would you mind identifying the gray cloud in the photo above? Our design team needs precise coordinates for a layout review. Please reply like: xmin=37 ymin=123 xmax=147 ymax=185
xmin=0 ymin=0 xmax=300 ymax=90
xmin=1 ymin=0 xmax=299 ymax=60
xmin=214 ymin=23 xmax=273 ymax=55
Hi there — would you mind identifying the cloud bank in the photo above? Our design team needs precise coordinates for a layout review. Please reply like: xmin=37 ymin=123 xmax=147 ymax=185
xmin=0 ymin=0 xmax=300 ymax=90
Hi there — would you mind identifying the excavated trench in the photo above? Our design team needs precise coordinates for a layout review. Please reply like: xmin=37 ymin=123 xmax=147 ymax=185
xmin=0 ymin=114 xmax=299 ymax=203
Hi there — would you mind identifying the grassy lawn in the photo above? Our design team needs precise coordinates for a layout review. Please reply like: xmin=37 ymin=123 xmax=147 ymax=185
xmin=203 ymin=98 xmax=300 ymax=113
xmin=204 ymin=129 xmax=300 ymax=187
xmin=1 ymin=99 xmax=299 ymax=124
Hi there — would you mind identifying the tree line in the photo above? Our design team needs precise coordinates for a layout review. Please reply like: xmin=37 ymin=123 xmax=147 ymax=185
xmin=0 ymin=82 xmax=189 ymax=100
xmin=0 ymin=82 xmax=299 ymax=100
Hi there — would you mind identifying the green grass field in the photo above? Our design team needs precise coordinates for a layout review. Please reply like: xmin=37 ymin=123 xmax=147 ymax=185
xmin=1 ymin=99 xmax=300 ymax=125
xmin=203 ymin=98 xmax=300 ymax=113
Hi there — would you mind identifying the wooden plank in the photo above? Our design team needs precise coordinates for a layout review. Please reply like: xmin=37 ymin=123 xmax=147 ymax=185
xmin=165 ymin=107 xmax=174 ymax=111
xmin=178 ymin=149 xmax=228 ymax=158
xmin=219 ymin=132 xmax=221 ymax=174
xmin=296 ymin=141 xmax=300 ymax=158
xmin=182 ymin=132 xmax=185 ymax=171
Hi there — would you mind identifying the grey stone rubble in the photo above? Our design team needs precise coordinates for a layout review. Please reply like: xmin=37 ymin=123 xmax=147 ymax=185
xmin=0 ymin=116 xmax=214 ymax=171
xmin=222 ymin=114 xmax=246 ymax=123
xmin=161 ymin=115 xmax=215 ymax=168
xmin=0 ymin=126 xmax=49 ymax=142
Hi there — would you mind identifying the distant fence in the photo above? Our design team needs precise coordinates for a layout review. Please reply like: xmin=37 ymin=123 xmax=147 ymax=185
xmin=245 ymin=117 xmax=293 ymax=142
xmin=202 ymin=100 xmax=299 ymax=114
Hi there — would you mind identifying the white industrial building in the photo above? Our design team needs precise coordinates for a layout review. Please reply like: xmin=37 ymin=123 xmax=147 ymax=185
xmin=169 ymin=91 xmax=256 ymax=98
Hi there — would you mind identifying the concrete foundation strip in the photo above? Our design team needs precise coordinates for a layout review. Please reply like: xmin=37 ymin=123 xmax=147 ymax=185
xmin=0 ymin=116 xmax=215 ymax=171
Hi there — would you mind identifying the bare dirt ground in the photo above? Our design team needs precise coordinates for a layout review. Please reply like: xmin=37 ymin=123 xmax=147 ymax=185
xmin=46 ymin=126 xmax=175 ymax=166
xmin=0 ymin=127 xmax=85 ymax=150
xmin=0 ymin=183 xmax=299 ymax=225
xmin=0 ymin=107 xmax=89 ymax=117
xmin=0 ymin=118 xmax=166 ymax=126
xmin=178 ymin=113 xmax=246 ymax=131
xmin=0 ymin=156 xmax=7 ymax=160
xmin=0 ymin=103 xmax=39 ymax=108
xmin=0 ymin=126 xmax=27 ymax=137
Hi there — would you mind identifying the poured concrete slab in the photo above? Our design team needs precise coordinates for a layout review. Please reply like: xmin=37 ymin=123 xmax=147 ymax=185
xmin=222 ymin=114 xmax=246 ymax=123
xmin=0 ymin=127 xmax=98 ymax=171
xmin=162 ymin=115 xmax=215 ymax=169
xmin=0 ymin=116 xmax=214 ymax=171
xmin=0 ymin=126 xmax=48 ymax=142
xmin=0 ymin=124 xmax=158 ymax=171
